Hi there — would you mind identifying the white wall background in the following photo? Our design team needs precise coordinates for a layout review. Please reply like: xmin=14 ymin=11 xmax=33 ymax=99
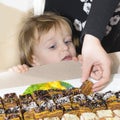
xmin=0 ymin=0 xmax=33 ymax=12
xmin=0 ymin=0 xmax=44 ymax=71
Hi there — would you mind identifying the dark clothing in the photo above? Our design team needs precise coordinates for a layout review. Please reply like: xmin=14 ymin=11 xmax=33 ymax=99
xmin=45 ymin=0 xmax=120 ymax=53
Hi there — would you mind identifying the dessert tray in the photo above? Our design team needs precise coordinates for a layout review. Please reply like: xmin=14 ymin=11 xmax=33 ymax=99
xmin=0 ymin=74 xmax=120 ymax=120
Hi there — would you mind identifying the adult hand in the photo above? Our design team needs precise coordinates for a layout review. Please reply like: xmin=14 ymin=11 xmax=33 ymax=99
xmin=81 ymin=34 xmax=112 ymax=92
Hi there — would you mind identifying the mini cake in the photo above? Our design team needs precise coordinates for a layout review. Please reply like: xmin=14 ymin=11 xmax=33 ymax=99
xmin=61 ymin=113 xmax=79 ymax=120
xmin=33 ymin=90 xmax=64 ymax=119
xmin=0 ymin=108 xmax=5 ymax=120
xmin=114 ymin=91 xmax=120 ymax=109
xmin=48 ymin=89 xmax=63 ymax=97
xmin=0 ymin=97 xmax=3 ymax=108
xmin=33 ymin=98 xmax=63 ymax=119
xmin=103 ymin=91 xmax=117 ymax=103
xmin=48 ymin=89 xmax=64 ymax=101
xmin=71 ymin=93 xmax=90 ymax=115
xmin=33 ymin=90 xmax=51 ymax=100
xmin=45 ymin=99 xmax=63 ymax=118
xmin=3 ymin=93 xmax=19 ymax=109
xmin=5 ymin=106 xmax=22 ymax=120
xmin=19 ymin=94 xmax=37 ymax=111
xmin=113 ymin=109 xmax=120 ymax=118
xmin=55 ymin=96 xmax=72 ymax=113
xmin=96 ymin=109 xmax=113 ymax=119
xmin=32 ymin=106 xmax=49 ymax=119
xmin=103 ymin=91 xmax=120 ymax=110
xmin=32 ymin=90 xmax=52 ymax=107
xmin=23 ymin=110 xmax=35 ymax=120
xmin=2 ymin=93 xmax=22 ymax=120
xmin=87 ymin=93 xmax=107 ymax=112
xmin=115 ymin=91 xmax=120 ymax=102
xmin=19 ymin=94 xmax=37 ymax=120
xmin=62 ymin=88 xmax=81 ymax=97
xmin=80 ymin=112 xmax=99 ymax=120
xmin=6 ymin=113 xmax=22 ymax=120
xmin=80 ymin=80 xmax=93 ymax=95
xmin=0 ymin=97 xmax=5 ymax=119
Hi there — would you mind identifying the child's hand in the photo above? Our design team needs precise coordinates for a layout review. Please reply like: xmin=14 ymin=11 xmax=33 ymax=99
xmin=72 ymin=56 xmax=79 ymax=62
xmin=8 ymin=64 xmax=29 ymax=73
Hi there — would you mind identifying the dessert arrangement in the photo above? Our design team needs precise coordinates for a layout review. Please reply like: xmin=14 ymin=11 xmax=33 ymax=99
xmin=0 ymin=80 xmax=120 ymax=120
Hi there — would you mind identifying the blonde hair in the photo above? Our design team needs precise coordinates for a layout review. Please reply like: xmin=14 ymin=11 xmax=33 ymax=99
xmin=18 ymin=12 xmax=73 ymax=67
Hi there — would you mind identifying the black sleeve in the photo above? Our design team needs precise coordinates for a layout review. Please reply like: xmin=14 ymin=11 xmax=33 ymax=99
xmin=81 ymin=0 xmax=120 ymax=42
xmin=45 ymin=0 xmax=119 ymax=42
xmin=44 ymin=0 xmax=86 ymax=22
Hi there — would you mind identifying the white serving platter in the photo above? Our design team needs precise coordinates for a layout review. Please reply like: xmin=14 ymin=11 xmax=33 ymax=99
xmin=0 ymin=74 xmax=120 ymax=98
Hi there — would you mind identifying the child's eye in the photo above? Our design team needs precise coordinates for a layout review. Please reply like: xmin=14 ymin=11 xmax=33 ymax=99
xmin=64 ymin=40 xmax=72 ymax=45
xmin=49 ymin=45 xmax=56 ymax=49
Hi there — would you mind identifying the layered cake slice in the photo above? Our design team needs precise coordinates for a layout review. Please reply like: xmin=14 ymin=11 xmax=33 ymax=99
xmin=103 ymin=91 xmax=120 ymax=110
xmin=0 ymin=97 xmax=5 ymax=120
xmin=33 ymin=101 xmax=63 ymax=119
xmin=71 ymin=93 xmax=91 ymax=116
xmin=113 ymin=110 xmax=120 ymax=118
xmin=19 ymin=94 xmax=37 ymax=120
xmin=3 ymin=93 xmax=19 ymax=109
xmin=32 ymin=89 xmax=63 ymax=119
xmin=5 ymin=106 xmax=22 ymax=120
xmin=61 ymin=113 xmax=79 ymax=120
xmin=62 ymin=88 xmax=81 ymax=97
xmin=87 ymin=93 xmax=107 ymax=112
xmin=2 ymin=93 xmax=22 ymax=120
xmin=55 ymin=95 xmax=72 ymax=113
xmin=80 ymin=80 xmax=93 ymax=95
xmin=96 ymin=109 xmax=113 ymax=119
xmin=80 ymin=112 xmax=99 ymax=120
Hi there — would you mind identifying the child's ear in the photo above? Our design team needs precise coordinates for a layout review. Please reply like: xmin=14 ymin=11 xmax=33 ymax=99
xmin=31 ymin=55 xmax=40 ymax=66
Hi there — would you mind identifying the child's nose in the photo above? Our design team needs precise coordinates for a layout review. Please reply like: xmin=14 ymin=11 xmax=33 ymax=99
xmin=61 ymin=43 xmax=69 ymax=51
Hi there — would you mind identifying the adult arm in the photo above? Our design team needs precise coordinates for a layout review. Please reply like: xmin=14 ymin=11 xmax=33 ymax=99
xmin=81 ymin=0 xmax=119 ymax=91
xmin=45 ymin=0 xmax=119 ymax=42
xmin=81 ymin=0 xmax=119 ymax=41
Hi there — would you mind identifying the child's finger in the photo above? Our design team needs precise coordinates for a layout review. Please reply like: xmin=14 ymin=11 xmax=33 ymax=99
xmin=11 ymin=66 xmax=22 ymax=73
xmin=72 ymin=57 xmax=78 ymax=61
xmin=8 ymin=65 xmax=28 ymax=73
xmin=17 ymin=65 xmax=28 ymax=72
xmin=78 ymin=55 xmax=83 ymax=63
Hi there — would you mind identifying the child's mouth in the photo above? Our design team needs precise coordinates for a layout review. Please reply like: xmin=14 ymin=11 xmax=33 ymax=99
xmin=62 ymin=55 xmax=72 ymax=61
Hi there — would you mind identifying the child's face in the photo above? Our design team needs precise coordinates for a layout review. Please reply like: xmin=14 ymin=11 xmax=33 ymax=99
xmin=32 ymin=26 xmax=76 ymax=66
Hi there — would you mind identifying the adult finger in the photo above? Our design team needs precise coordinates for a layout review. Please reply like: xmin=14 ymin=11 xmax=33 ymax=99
xmin=81 ymin=60 xmax=92 ymax=82
xmin=92 ymin=64 xmax=111 ymax=91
